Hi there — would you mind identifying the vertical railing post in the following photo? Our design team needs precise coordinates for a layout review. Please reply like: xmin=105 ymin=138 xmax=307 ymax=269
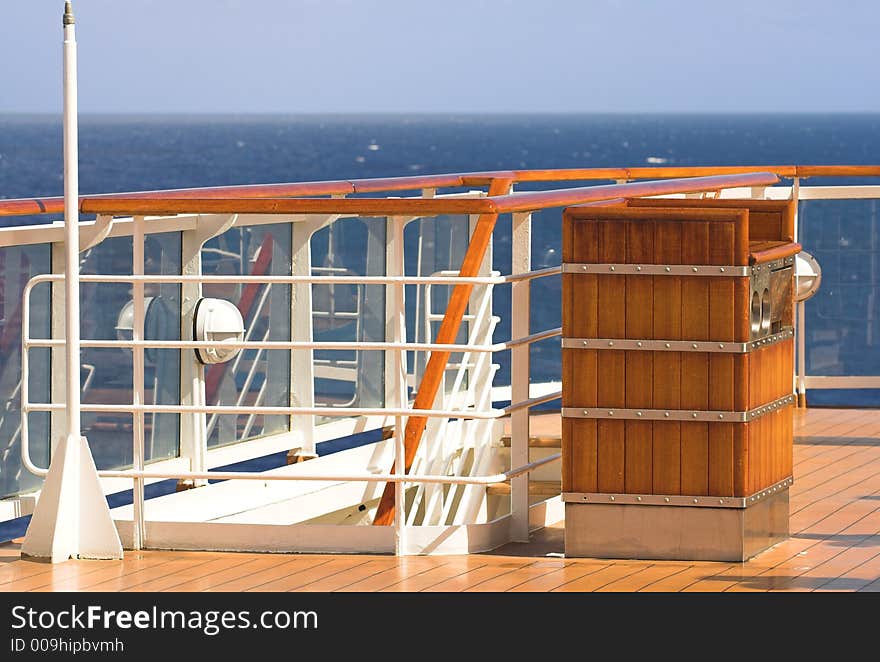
xmin=290 ymin=219 xmax=322 ymax=460
xmin=791 ymin=177 xmax=808 ymax=407
xmin=386 ymin=216 xmax=408 ymax=553
xmin=178 ymin=214 xmax=236 ymax=486
xmin=179 ymin=229 xmax=208 ymax=485
xmin=510 ymin=210 xmax=532 ymax=542
xmin=131 ymin=216 xmax=146 ymax=548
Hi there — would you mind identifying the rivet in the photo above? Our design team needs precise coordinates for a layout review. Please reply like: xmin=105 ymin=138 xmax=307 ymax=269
xmin=636 ymin=266 xmax=642 ymax=271
xmin=608 ymin=411 xmax=614 ymax=416
xmin=692 ymin=267 xmax=698 ymax=273
xmin=665 ymin=343 xmax=671 ymax=348
xmin=664 ymin=412 xmax=670 ymax=418
xmin=583 ymin=410 xmax=589 ymax=416
xmin=610 ymin=496 xmax=615 ymax=501
xmin=692 ymin=412 xmax=698 ymax=418
xmin=719 ymin=267 xmax=725 ymax=273
xmin=719 ymin=344 xmax=725 ymax=349
xmin=664 ymin=497 xmax=670 ymax=503
xmin=692 ymin=343 xmax=698 ymax=349
xmin=636 ymin=496 xmax=642 ymax=502
xmin=636 ymin=411 xmax=643 ymax=417
xmin=637 ymin=341 xmax=643 ymax=347
xmin=719 ymin=499 xmax=724 ymax=505
xmin=608 ymin=341 xmax=614 ymax=347
xmin=609 ymin=266 xmax=616 ymax=272
xmin=581 ymin=265 xmax=588 ymax=271
xmin=693 ymin=498 xmax=699 ymax=504
xmin=583 ymin=340 xmax=589 ymax=346
xmin=718 ymin=414 xmax=724 ymax=419
xmin=665 ymin=266 xmax=671 ymax=272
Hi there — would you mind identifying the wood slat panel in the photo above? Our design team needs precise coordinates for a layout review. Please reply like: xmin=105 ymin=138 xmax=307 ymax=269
xmin=707 ymin=221 xmax=737 ymax=496
xmin=680 ymin=221 xmax=711 ymax=495
xmin=624 ymin=220 xmax=654 ymax=494
xmin=597 ymin=220 xmax=626 ymax=493
xmin=563 ymin=217 xmax=599 ymax=493
xmin=652 ymin=220 xmax=682 ymax=495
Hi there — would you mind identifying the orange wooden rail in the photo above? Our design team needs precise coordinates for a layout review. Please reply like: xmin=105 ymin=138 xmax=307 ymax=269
xmin=74 ymin=172 xmax=779 ymax=217
xmin=1 ymin=165 xmax=878 ymax=218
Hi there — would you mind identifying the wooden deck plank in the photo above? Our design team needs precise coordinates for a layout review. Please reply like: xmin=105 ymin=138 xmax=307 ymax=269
xmin=637 ymin=562 xmax=736 ymax=592
xmin=336 ymin=558 xmax=457 ymax=592
xmin=420 ymin=561 xmax=535 ymax=592
xmin=461 ymin=561 xmax=565 ymax=592
xmin=161 ymin=555 xmax=308 ymax=592
xmin=595 ymin=563 xmax=695 ymax=592
xmin=246 ymin=558 xmax=372 ymax=593
xmin=504 ymin=562 xmax=612 ymax=592
xmin=552 ymin=562 xmax=653 ymax=591
xmin=378 ymin=560 xmax=491 ymax=592
xmin=295 ymin=559 xmax=401 ymax=592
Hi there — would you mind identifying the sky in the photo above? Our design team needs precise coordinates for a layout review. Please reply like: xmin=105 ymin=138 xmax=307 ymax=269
xmin=1 ymin=0 xmax=878 ymax=114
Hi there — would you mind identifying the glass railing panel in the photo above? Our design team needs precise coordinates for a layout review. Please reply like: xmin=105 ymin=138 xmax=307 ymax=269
xmin=311 ymin=217 xmax=386 ymax=416
xmin=405 ymin=214 xmax=470 ymax=395
xmin=799 ymin=198 xmax=880 ymax=405
xmin=0 ymin=244 xmax=51 ymax=499
xmin=80 ymin=232 xmax=182 ymax=468
xmin=202 ymin=224 xmax=291 ymax=448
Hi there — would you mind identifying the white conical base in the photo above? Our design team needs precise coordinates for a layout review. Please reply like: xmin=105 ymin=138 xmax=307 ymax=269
xmin=20 ymin=434 xmax=123 ymax=563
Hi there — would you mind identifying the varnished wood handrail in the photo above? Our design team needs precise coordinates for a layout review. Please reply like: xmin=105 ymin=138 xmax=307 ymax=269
xmin=75 ymin=173 xmax=780 ymax=217
xmin=2 ymin=165 xmax=879 ymax=218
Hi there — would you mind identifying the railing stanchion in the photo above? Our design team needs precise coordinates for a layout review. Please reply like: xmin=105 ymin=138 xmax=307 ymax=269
xmin=791 ymin=177 xmax=808 ymax=407
xmin=510 ymin=210 xmax=532 ymax=542
xmin=387 ymin=216 xmax=408 ymax=553
xmin=132 ymin=215 xmax=146 ymax=549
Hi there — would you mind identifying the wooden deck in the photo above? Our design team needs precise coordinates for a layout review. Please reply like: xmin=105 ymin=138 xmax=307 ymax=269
xmin=2 ymin=407 xmax=879 ymax=592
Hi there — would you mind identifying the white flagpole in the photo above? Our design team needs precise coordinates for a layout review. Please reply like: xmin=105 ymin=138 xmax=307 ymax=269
xmin=62 ymin=0 xmax=81 ymax=438
xmin=21 ymin=1 xmax=123 ymax=563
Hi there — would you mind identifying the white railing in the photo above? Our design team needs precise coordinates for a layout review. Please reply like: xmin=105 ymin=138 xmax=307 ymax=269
xmin=16 ymin=208 xmax=561 ymax=553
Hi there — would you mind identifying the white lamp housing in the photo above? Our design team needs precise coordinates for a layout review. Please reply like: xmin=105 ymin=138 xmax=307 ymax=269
xmin=794 ymin=251 xmax=822 ymax=302
xmin=193 ymin=297 xmax=245 ymax=364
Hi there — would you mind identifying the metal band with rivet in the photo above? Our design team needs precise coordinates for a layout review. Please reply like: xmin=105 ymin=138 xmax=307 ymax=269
xmin=563 ymin=263 xmax=749 ymax=277
xmin=564 ymin=257 xmax=793 ymax=277
xmin=752 ymin=255 xmax=795 ymax=272
xmin=563 ymin=394 xmax=794 ymax=423
xmin=563 ymin=328 xmax=794 ymax=354
xmin=564 ymin=476 xmax=794 ymax=509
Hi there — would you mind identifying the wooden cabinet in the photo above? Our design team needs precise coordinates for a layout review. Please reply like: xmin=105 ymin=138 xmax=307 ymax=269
xmin=562 ymin=201 xmax=799 ymax=561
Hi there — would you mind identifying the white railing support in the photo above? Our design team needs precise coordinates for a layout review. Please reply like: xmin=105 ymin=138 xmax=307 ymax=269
xmin=290 ymin=219 xmax=325 ymax=460
xmin=510 ymin=211 xmax=532 ymax=542
xmin=130 ymin=216 xmax=146 ymax=548
xmin=179 ymin=213 xmax=237 ymax=486
xmin=386 ymin=216 xmax=408 ymax=554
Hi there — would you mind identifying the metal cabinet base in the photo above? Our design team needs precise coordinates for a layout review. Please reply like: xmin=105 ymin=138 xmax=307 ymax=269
xmin=564 ymin=487 xmax=789 ymax=562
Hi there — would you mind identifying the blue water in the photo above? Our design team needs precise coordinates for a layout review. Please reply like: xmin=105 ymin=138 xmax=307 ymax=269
xmin=1 ymin=113 xmax=880 ymax=537
xmin=2 ymin=113 xmax=880 ymax=200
